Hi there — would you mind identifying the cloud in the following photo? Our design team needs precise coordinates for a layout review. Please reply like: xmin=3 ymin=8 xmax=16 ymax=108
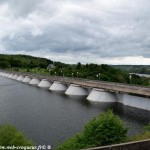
xmin=0 ymin=0 xmax=150 ymax=64
xmin=0 ymin=0 xmax=44 ymax=17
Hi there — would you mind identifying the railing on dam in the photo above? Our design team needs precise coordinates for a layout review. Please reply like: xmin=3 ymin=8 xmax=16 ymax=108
xmin=2 ymin=70 xmax=150 ymax=97
xmin=82 ymin=139 xmax=150 ymax=150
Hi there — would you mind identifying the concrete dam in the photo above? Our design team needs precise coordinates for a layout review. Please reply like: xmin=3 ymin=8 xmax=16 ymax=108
xmin=0 ymin=71 xmax=150 ymax=111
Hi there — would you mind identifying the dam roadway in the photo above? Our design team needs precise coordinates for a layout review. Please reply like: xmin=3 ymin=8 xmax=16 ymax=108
xmin=2 ymin=71 xmax=150 ymax=97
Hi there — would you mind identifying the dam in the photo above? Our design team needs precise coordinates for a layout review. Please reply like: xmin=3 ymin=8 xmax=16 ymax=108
xmin=0 ymin=71 xmax=150 ymax=111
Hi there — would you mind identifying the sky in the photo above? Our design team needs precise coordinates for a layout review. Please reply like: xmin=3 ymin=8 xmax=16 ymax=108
xmin=0 ymin=0 xmax=150 ymax=65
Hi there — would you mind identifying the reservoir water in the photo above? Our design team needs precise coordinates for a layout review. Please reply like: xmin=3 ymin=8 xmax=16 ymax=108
xmin=0 ymin=76 xmax=150 ymax=149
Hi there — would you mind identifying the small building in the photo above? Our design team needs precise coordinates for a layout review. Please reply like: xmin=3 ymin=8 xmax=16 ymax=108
xmin=47 ymin=64 xmax=55 ymax=70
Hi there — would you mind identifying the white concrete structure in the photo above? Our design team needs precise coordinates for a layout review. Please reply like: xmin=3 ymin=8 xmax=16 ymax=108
xmin=8 ymin=74 xmax=13 ymax=78
xmin=29 ymin=78 xmax=40 ymax=85
xmin=22 ymin=76 xmax=32 ymax=83
xmin=116 ymin=93 xmax=150 ymax=111
xmin=0 ymin=72 xmax=3 ymax=76
xmin=38 ymin=79 xmax=52 ymax=88
xmin=65 ymin=84 xmax=89 ymax=96
xmin=12 ymin=74 xmax=19 ymax=80
xmin=3 ymin=73 xmax=6 ymax=77
xmin=3 ymin=73 xmax=6 ymax=76
xmin=5 ymin=73 xmax=10 ymax=77
xmin=2 ymin=73 xmax=6 ymax=77
xmin=5 ymin=74 xmax=9 ymax=77
xmin=2 ymin=73 xmax=6 ymax=76
xmin=5 ymin=73 xmax=9 ymax=77
xmin=87 ymin=88 xmax=117 ymax=102
xmin=50 ymin=81 xmax=68 ymax=92
xmin=17 ymin=75 xmax=24 ymax=81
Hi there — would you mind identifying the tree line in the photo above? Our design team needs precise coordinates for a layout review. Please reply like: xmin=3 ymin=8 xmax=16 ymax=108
xmin=0 ymin=54 xmax=149 ymax=86
xmin=0 ymin=54 xmax=50 ymax=69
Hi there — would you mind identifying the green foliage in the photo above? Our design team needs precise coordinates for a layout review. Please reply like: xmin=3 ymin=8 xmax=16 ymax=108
xmin=129 ymin=123 xmax=150 ymax=142
xmin=0 ymin=61 xmax=9 ymax=69
xmin=144 ymin=123 xmax=150 ymax=131
xmin=0 ymin=54 xmax=50 ymax=69
xmin=9 ymin=57 xmax=21 ymax=67
xmin=131 ymin=74 xmax=149 ymax=86
xmin=132 ymin=123 xmax=150 ymax=141
xmin=129 ymin=132 xmax=150 ymax=141
xmin=77 ymin=62 xmax=81 ymax=70
xmin=0 ymin=124 xmax=34 ymax=146
xmin=56 ymin=110 xmax=128 ymax=150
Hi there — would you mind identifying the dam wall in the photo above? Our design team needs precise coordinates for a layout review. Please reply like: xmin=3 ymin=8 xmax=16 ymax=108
xmin=87 ymin=88 xmax=117 ymax=102
xmin=116 ymin=93 xmax=150 ymax=111
xmin=50 ymin=81 xmax=67 ymax=92
xmin=8 ymin=74 xmax=13 ymax=78
xmin=22 ymin=76 xmax=32 ymax=83
xmin=65 ymin=84 xmax=89 ymax=96
xmin=2 ymin=73 xmax=6 ymax=76
xmin=5 ymin=73 xmax=10 ymax=77
xmin=29 ymin=78 xmax=40 ymax=85
xmin=38 ymin=79 xmax=52 ymax=88
xmin=12 ymin=74 xmax=19 ymax=80
xmin=17 ymin=75 xmax=24 ymax=81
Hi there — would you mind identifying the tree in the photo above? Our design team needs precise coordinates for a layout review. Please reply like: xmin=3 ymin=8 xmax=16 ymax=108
xmin=77 ymin=62 xmax=81 ymax=70
xmin=0 ymin=124 xmax=34 ymax=146
xmin=56 ymin=110 xmax=128 ymax=150
xmin=29 ymin=60 xmax=36 ymax=69
xmin=39 ymin=61 xmax=48 ymax=68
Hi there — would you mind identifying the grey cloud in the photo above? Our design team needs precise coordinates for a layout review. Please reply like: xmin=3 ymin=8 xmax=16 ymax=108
xmin=0 ymin=0 xmax=44 ymax=17
xmin=0 ymin=0 xmax=150 ymax=64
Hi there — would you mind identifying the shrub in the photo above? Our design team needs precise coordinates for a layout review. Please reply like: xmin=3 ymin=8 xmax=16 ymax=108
xmin=56 ymin=110 xmax=128 ymax=150
xmin=0 ymin=124 xmax=34 ymax=146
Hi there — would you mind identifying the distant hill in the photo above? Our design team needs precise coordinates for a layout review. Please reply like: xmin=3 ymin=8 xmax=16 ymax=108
xmin=111 ymin=65 xmax=150 ymax=74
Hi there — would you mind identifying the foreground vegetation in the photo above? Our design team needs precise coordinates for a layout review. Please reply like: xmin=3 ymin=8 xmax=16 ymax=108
xmin=56 ymin=110 xmax=128 ymax=150
xmin=129 ymin=123 xmax=150 ymax=142
xmin=0 ymin=124 xmax=33 ymax=146
xmin=56 ymin=110 xmax=150 ymax=150
xmin=0 ymin=54 xmax=149 ymax=86
xmin=0 ymin=112 xmax=149 ymax=150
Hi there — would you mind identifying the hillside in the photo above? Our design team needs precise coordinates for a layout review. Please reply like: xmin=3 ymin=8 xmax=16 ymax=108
xmin=0 ymin=54 xmax=51 ymax=69
xmin=0 ymin=54 xmax=149 ymax=86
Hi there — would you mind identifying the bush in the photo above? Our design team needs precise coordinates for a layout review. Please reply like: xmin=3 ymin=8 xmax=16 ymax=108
xmin=56 ymin=110 xmax=128 ymax=150
xmin=0 ymin=124 xmax=34 ymax=146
